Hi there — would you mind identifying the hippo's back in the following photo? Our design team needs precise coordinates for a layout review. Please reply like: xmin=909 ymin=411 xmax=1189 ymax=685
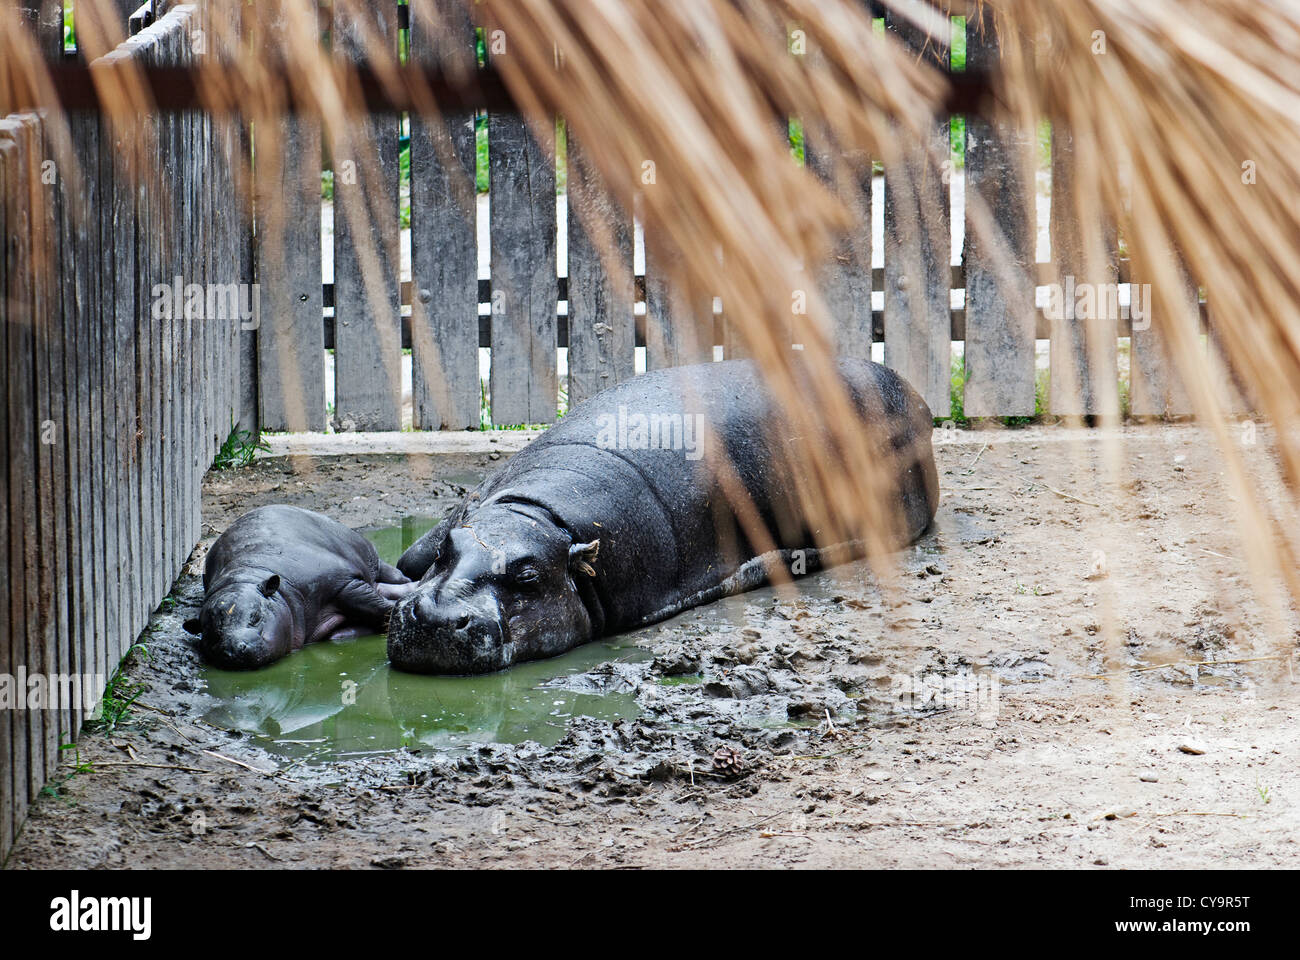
xmin=470 ymin=358 xmax=937 ymax=629
xmin=205 ymin=505 xmax=379 ymax=590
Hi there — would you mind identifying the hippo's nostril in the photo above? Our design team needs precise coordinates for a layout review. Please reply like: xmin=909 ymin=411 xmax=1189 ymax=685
xmin=414 ymin=596 xmax=437 ymax=625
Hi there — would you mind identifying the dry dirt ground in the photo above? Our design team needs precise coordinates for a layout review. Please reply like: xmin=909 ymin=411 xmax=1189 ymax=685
xmin=7 ymin=423 xmax=1300 ymax=869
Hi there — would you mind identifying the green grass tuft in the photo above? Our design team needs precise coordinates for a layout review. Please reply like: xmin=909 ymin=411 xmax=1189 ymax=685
xmin=85 ymin=643 xmax=150 ymax=733
xmin=941 ymin=353 xmax=1050 ymax=428
xmin=214 ymin=417 xmax=270 ymax=470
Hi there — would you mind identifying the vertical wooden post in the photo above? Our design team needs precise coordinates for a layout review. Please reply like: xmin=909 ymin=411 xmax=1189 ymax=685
xmin=40 ymin=114 xmax=79 ymax=759
xmin=644 ymin=246 xmax=713 ymax=369
xmin=254 ymin=4 xmax=326 ymax=431
xmin=962 ymin=11 xmax=1036 ymax=417
xmin=185 ymin=15 xmax=206 ymax=543
xmin=566 ymin=137 xmax=634 ymax=407
xmin=67 ymin=104 xmax=104 ymax=744
xmin=139 ymin=31 xmax=164 ymax=608
xmin=1129 ymin=255 xmax=1196 ymax=418
xmin=0 ymin=121 xmax=17 ymax=855
xmin=410 ymin=0 xmax=481 ymax=429
xmin=0 ymin=116 xmax=39 ymax=823
xmin=94 ymin=102 xmax=121 ymax=738
xmin=106 ymin=57 xmax=143 ymax=656
xmin=883 ymin=13 xmax=951 ymax=417
xmin=167 ymin=22 xmax=186 ymax=578
xmin=1207 ymin=312 xmax=1252 ymax=416
xmin=332 ymin=1 xmax=403 ymax=430
xmin=806 ymin=142 xmax=873 ymax=360
xmin=120 ymin=35 xmax=149 ymax=640
xmin=1049 ymin=127 xmax=1118 ymax=418
xmin=487 ymin=31 xmax=558 ymax=425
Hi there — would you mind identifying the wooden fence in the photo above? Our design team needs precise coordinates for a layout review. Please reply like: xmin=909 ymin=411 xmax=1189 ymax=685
xmin=0 ymin=3 xmax=243 ymax=862
xmin=244 ymin=1 xmax=1241 ymax=435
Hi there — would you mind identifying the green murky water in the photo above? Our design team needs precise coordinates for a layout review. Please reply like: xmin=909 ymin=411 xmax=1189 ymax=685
xmin=201 ymin=515 xmax=650 ymax=764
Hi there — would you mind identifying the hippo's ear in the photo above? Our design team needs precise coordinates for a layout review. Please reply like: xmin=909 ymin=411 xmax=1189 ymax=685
xmin=568 ymin=540 xmax=600 ymax=578
xmin=259 ymin=574 xmax=281 ymax=597
xmin=182 ymin=617 xmax=203 ymax=636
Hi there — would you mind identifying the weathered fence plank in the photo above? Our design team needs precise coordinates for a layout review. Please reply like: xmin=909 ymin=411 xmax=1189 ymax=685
xmin=1129 ymin=252 xmax=1196 ymax=418
xmin=803 ymin=6 xmax=873 ymax=360
xmin=1049 ymin=127 xmax=1118 ymax=418
xmin=253 ymin=16 xmax=325 ymax=432
xmin=162 ymin=25 xmax=181 ymax=585
xmin=217 ymin=0 xmax=247 ymax=459
xmin=962 ymin=14 xmax=1037 ymax=418
xmin=1208 ymin=316 xmax=1253 ymax=417
xmin=138 ymin=32 xmax=164 ymax=610
xmin=120 ymin=34 xmax=156 ymax=632
xmin=409 ymin=0 xmax=480 ymax=430
xmin=644 ymin=243 xmax=713 ymax=369
xmin=0 ymin=122 xmax=14 ymax=856
xmin=190 ymin=16 xmax=211 ymax=464
xmin=24 ymin=111 xmax=56 ymax=797
xmin=21 ymin=113 xmax=66 ymax=770
xmin=95 ymin=108 xmax=120 ymax=726
xmin=332 ymin=3 xmax=403 ymax=431
xmin=488 ymin=109 xmax=558 ymax=425
xmin=883 ymin=15 xmax=951 ymax=417
xmin=566 ymin=139 xmax=635 ymax=407
xmin=184 ymin=19 xmax=205 ymax=549
xmin=806 ymin=139 xmax=873 ymax=359
xmin=196 ymin=21 xmax=217 ymax=462
xmin=107 ymin=83 xmax=145 ymax=647
xmin=69 ymin=108 xmax=103 ymax=738
xmin=161 ymin=25 xmax=179 ymax=586
xmin=0 ymin=118 xmax=39 ymax=819
xmin=116 ymin=95 xmax=143 ymax=641
xmin=37 ymin=117 xmax=74 ymax=755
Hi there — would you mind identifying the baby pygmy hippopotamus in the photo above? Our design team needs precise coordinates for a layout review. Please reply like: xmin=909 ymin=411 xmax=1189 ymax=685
xmin=184 ymin=504 xmax=416 ymax=669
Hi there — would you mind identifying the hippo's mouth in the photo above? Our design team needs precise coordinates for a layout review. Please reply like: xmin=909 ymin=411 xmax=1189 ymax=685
xmin=386 ymin=596 xmax=512 ymax=675
xmin=201 ymin=635 xmax=284 ymax=671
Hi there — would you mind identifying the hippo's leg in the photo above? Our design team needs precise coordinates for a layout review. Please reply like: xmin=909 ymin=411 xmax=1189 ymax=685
xmin=638 ymin=542 xmax=866 ymax=627
xmin=376 ymin=580 xmax=418 ymax=601
xmin=309 ymin=612 xmax=348 ymax=643
xmin=334 ymin=578 xmax=402 ymax=632
xmin=309 ymin=611 xmax=379 ymax=644
xmin=375 ymin=561 xmax=417 ymax=600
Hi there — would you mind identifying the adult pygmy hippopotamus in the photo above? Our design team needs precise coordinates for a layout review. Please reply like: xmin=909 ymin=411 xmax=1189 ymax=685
xmin=388 ymin=358 xmax=939 ymax=675
xmin=185 ymin=504 xmax=416 ymax=669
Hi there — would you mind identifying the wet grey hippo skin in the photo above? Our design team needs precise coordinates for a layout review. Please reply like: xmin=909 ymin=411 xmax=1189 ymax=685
xmin=390 ymin=358 xmax=939 ymax=675
xmin=185 ymin=504 xmax=416 ymax=669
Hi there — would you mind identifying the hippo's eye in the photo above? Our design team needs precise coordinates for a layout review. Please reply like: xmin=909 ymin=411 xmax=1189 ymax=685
xmin=514 ymin=566 xmax=540 ymax=585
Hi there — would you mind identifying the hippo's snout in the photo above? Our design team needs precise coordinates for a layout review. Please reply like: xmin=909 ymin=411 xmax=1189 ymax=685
xmin=414 ymin=595 xmax=470 ymax=632
xmin=388 ymin=590 xmax=507 ymax=675
xmin=201 ymin=628 xmax=280 ymax=671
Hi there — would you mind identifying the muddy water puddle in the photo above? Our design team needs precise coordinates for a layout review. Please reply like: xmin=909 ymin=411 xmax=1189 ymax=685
xmin=198 ymin=515 xmax=997 ymax=767
xmin=201 ymin=515 xmax=651 ymax=764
